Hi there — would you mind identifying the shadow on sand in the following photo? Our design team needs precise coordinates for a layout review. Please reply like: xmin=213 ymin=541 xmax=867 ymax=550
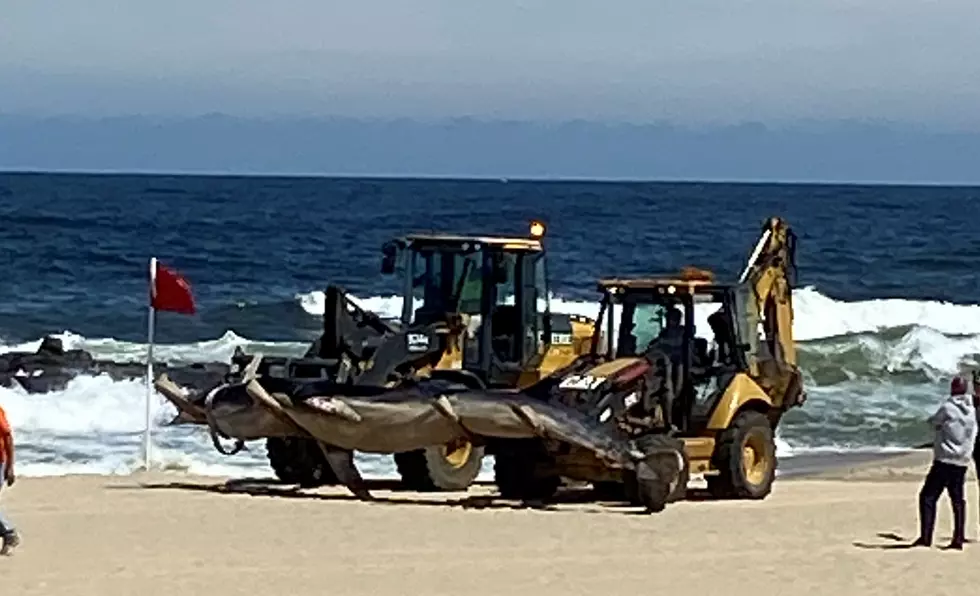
xmin=109 ymin=477 xmax=715 ymax=516
xmin=852 ymin=532 xmax=973 ymax=551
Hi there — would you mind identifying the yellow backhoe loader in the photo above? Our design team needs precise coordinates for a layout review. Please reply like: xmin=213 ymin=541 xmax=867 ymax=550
xmin=491 ymin=216 xmax=806 ymax=503
xmin=158 ymin=220 xmax=595 ymax=492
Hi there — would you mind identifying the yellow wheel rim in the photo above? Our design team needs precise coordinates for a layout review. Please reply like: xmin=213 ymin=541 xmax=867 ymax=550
xmin=440 ymin=438 xmax=473 ymax=469
xmin=742 ymin=433 xmax=770 ymax=486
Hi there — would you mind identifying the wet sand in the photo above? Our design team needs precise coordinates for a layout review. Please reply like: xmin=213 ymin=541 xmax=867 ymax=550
xmin=1 ymin=449 xmax=979 ymax=596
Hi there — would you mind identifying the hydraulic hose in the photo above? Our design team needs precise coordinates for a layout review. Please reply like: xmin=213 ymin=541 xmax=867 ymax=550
xmin=203 ymin=384 xmax=245 ymax=456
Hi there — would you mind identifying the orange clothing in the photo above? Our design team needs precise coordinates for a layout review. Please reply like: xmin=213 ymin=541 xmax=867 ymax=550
xmin=0 ymin=405 xmax=10 ymax=464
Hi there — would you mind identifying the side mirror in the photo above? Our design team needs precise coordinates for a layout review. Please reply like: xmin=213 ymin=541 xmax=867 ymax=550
xmin=380 ymin=243 xmax=397 ymax=274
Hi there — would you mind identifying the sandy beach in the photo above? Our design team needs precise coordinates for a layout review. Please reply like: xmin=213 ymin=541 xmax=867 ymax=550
xmin=1 ymin=450 xmax=978 ymax=596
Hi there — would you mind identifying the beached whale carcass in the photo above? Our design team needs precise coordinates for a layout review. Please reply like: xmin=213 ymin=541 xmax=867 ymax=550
xmin=156 ymin=353 xmax=688 ymax=512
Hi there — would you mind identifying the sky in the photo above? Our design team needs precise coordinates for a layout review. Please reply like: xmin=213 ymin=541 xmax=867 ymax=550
xmin=4 ymin=0 xmax=980 ymax=128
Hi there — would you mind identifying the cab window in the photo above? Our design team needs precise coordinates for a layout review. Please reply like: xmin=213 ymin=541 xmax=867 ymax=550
xmin=631 ymin=303 xmax=666 ymax=351
xmin=617 ymin=302 xmax=666 ymax=356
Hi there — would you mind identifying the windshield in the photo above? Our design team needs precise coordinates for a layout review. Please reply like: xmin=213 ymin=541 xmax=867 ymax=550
xmin=614 ymin=301 xmax=668 ymax=356
xmin=454 ymin=254 xmax=483 ymax=314
xmin=408 ymin=249 xmax=483 ymax=323
xmin=632 ymin=303 xmax=667 ymax=349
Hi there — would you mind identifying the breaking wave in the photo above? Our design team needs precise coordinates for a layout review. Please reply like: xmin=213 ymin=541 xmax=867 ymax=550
xmin=297 ymin=285 xmax=980 ymax=345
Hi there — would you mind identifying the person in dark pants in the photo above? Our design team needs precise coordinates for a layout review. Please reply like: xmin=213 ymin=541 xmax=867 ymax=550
xmin=913 ymin=376 xmax=978 ymax=550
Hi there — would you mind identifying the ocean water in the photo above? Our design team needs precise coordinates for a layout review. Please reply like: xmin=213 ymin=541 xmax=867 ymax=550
xmin=1 ymin=172 xmax=979 ymax=479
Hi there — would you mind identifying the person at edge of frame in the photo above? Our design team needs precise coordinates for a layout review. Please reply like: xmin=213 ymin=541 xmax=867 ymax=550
xmin=912 ymin=375 xmax=978 ymax=550
xmin=0 ymin=401 xmax=19 ymax=555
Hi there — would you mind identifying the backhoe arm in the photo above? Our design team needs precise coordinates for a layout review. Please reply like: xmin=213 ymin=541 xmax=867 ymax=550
xmin=737 ymin=217 xmax=798 ymax=368
xmin=737 ymin=217 xmax=798 ymax=366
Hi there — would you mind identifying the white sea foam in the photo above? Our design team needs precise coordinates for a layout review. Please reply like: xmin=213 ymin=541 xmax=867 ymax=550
xmin=0 ymin=330 xmax=309 ymax=364
xmin=1 ymin=287 xmax=975 ymax=478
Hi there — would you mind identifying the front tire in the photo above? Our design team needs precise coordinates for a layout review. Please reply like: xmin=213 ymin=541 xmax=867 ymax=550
xmin=266 ymin=437 xmax=340 ymax=488
xmin=706 ymin=410 xmax=776 ymax=499
xmin=394 ymin=439 xmax=485 ymax=491
xmin=394 ymin=374 xmax=488 ymax=492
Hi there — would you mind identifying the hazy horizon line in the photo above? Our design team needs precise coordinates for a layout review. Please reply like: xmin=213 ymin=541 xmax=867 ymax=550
xmin=3 ymin=166 xmax=977 ymax=189
xmin=0 ymin=111 xmax=964 ymax=134
xmin=6 ymin=112 xmax=980 ymax=185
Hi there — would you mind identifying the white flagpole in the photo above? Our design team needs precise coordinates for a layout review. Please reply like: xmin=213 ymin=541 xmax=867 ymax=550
xmin=144 ymin=257 xmax=158 ymax=470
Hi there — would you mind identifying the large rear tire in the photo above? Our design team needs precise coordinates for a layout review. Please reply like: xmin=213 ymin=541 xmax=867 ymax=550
xmin=706 ymin=410 xmax=776 ymax=499
xmin=394 ymin=438 xmax=485 ymax=491
xmin=266 ymin=437 xmax=340 ymax=488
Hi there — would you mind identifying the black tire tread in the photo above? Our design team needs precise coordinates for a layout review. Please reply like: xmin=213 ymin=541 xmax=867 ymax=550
xmin=266 ymin=437 xmax=340 ymax=488
xmin=707 ymin=410 xmax=776 ymax=500
xmin=394 ymin=445 xmax=485 ymax=492
xmin=493 ymin=442 xmax=561 ymax=502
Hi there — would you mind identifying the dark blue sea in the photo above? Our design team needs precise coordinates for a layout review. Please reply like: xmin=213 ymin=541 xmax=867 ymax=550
xmin=1 ymin=171 xmax=979 ymax=477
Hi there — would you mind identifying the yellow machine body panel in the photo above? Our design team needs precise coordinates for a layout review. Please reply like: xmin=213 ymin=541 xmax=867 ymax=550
xmin=704 ymin=373 xmax=773 ymax=430
xmin=516 ymin=316 xmax=596 ymax=387
xmin=582 ymin=356 xmax=645 ymax=379
xmin=679 ymin=437 xmax=717 ymax=475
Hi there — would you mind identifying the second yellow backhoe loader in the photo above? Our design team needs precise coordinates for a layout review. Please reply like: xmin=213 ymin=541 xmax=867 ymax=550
xmin=490 ymin=216 xmax=807 ymax=503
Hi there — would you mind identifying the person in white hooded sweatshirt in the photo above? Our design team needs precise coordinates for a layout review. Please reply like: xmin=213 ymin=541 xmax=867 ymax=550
xmin=912 ymin=375 xmax=978 ymax=550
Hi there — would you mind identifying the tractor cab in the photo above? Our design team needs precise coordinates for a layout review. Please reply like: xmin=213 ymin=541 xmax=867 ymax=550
xmin=379 ymin=220 xmax=563 ymax=387
xmin=591 ymin=268 xmax=758 ymax=433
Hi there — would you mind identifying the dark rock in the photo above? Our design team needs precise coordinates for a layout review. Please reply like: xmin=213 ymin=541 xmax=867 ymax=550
xmin=38 ymin=336 xmax=65 ymax=356
xmin=0 ymin=334 xmax=231 ymax=395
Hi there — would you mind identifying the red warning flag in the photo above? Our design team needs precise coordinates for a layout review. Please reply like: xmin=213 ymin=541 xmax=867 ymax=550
xmin=149 ymin=258 xmax=196 ymax=315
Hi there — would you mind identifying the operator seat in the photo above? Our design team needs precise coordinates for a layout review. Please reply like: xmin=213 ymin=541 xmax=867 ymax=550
xmin=707 ymin=308 xmax=735 ymax=367
xmin=693 ymin=337 xmax=709 ymax=367
xmin=490 ymin=304 xmax=520 ymax=362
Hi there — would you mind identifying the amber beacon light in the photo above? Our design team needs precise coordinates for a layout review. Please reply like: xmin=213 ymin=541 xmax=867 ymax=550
xmin=529 ymin=220 xmax=546 ymax=238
